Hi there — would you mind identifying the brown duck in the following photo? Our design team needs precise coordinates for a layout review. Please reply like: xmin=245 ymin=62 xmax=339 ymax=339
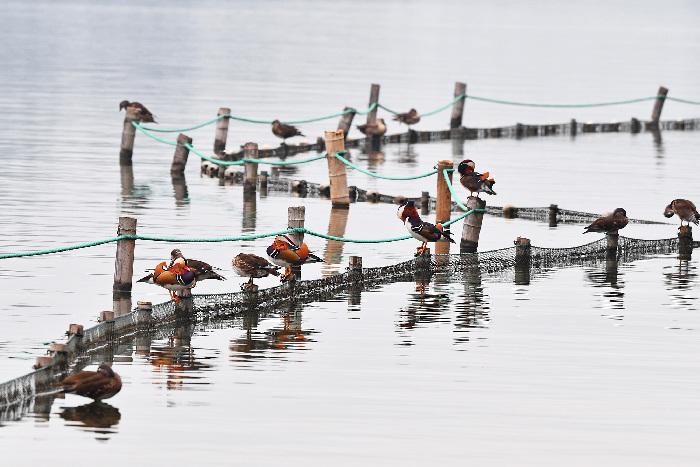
xmin=271 ymin=120 xmax=304 ymax=142
xmin=584 ymin=208 xmax=629 ymax=234
xmin=232 ymin=253 xmax=281 ymax=290
xmin=457 ymin=159 xmax=496 ymax=197
xmin=664 ymin=199 xmax=699 ymax=226
xmin=169 ymin=249 xmax=225 ymax=281
xmin=393 ymin=108 xmax=420 ymax=127
xmin=357 ymin=118 xmax=387 ymax=137
xmin=59 ymin=363 xmax=122 ymax=401
xmin=119 ymin=100 xmax=157 ymax=123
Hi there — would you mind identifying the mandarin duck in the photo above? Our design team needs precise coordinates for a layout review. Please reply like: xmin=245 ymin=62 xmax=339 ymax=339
xmin=398 ymin=200 xmax=455 ymax=256
xmin=357 ymin=118 xmax=387 ymax=137
xmin=59 ymin=363 xmax=122 ymax=401
xmin=271 ymin=120 xmax=304 ymax=142
xmin=169 ymin=249 xmax=225 ymax=281
xmin=232 ymin=253 xmax=281 ymax=290
xmin=664 ymin=199 xmax=699 ymax=227
xmin=137 ymin=260 xmax=196 ymax=302
xmin=119 ymin=100 xmax=157 ymax=123
xmin=266 ymin=235 xmax=323 ymax=282
xmin=457 ymin=159 xmax=496 ymax=197
xmin=584 ymin=208 xmax=629 ymax=234
xmin=393 ymin=108 xmax=420 ymax=127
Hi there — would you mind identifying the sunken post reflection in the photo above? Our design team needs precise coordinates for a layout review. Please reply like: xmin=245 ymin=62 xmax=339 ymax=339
xmin=663 ymin=256 xmax=697 ymax=310
xmin=150 ymin=321 xmax=212 ymax=390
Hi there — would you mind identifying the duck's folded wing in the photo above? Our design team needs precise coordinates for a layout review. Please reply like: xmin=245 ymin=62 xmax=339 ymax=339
xmin=412 ymin=222 xmax=442 ymax=242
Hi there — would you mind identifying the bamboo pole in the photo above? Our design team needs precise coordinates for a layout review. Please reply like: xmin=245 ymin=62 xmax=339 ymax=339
xmin=324 ymin=130 xmax=350 ymax=208
xmin=435 ymin=160 xmax=453 ymax=255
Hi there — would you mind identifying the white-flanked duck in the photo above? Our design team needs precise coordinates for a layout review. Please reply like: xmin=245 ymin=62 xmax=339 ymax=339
xmin=457 ymin=159 xmax=496 ymax=197
xmin=169 ymin=249 xmax=225 ymax=282
xmin=266 ymin=235 xmax=323 ymax=282
xmin=137 ymin=261 xmax=196 ymax=303
xmin=397 ymin=200 xmax=454 ymax=256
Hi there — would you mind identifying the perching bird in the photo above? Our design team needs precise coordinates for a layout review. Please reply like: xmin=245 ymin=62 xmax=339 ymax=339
xmin=169 ymin=249 xmax=226 ymax=282
xmin=583 ymin=208 xmax=629 ymax=234
xmin=266 ymin=235 xmax=323 ymax=282
xmin=392 ymin=108 xmax=421 ymax=127
xmin=357 ymin=118 xmax=387 ymax=137
xmin=271 ymin=120 xmax=304 ymax=142
xmin=119 ymin=100 xmax=157 ymax=123
xmin=137 ymin=261 xmax=196 ymax=302
xmin=664 ymin=199 xmax=699 ymax=227
xmin=59 ymin=363 xmax=122 ymax=401
xmin=457 ymin=159 xmax=496 ymax=197
xmin=232 ymin=253 xmax=281 ymax=290
xmin=397 ymin=200 xmax=455 ymax=256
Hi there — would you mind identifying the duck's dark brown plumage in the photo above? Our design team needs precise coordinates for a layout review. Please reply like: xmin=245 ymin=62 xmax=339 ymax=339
xmin=356 ymin=118 xmax=387 ymax=136
xmin=271 ymin=120 xmax=304 ymax=141
xmin=169 ymin=249 xmax=225 ymax=281
xmin=664 ymin=199 xmax=699 ymax=226
xmin=583 ymin=208 xmax=629 ymax=233
xmin=119 ymin=100 xmax=157 ymax=123
xmin=392 ymin=109 xmax=420 ymax=126
xmin=60 ymin=363 xmax=122 ymax=401
xmin=232 ymin=253 xmax=280 ymax=279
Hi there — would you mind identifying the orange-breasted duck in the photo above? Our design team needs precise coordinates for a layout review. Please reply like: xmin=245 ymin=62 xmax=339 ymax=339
xmin=169 ymin=249 xmax=225 ymax=281
xmin=137 ymin=261 xmax=196 ymax=302
xmin=271 ymin=120 xmax=304 ymax=142
xmin=232 ymin=253 xmax=281 ymax=290
xmin=457 ymin=159 xmax=496 ymax=197
xmin=397 ymin=200 xmax=455 ymax=256
xmin=59 ymin=363 xmax=122 ymax=401
xmin=357 ymin=118 xmax=387 ymax=136
xmin=266 ymin=235 xmax=323 ymax=281
xmin=119 ymin=100 xmax=157 ymax=123
xmin=584 ymin=208 xmax=629 ymax=234
xmin=664 ymin=199 xmax=699 ymax=227
xmin=393 ymin=108 xmax=420 ymax=127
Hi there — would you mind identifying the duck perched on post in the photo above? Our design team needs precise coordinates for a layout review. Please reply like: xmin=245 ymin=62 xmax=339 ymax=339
xmin=664 ymin=199 xmax=699 ymax=227
xmin=169 ymin=249 xmax=225 ymax=282
xmin=457 ymin=159 xmax=496 ymax=197
xmin=397 ymin=200 xmax=454 ymax=256
xmin=58 ymin=363 xmax=122 ymax=401
xmin=137 ymin=261 xmax=196 ymax=303
xmin=356 ymin=118 xmax=387 ymax=137
xmin=271 ymin=120 xmax=304 ymax=143
xmin=584 ymin=208 xmax=629 ymax=234
xmin=119 ymin=100 xmax=157 ymax=123
xmin=392 ymin=109 xmax=420 ymax=127
xmin=232 ymin=253 xmax=281 ymax=290
xmin=266 ymin=235 xmax=323 ymax=282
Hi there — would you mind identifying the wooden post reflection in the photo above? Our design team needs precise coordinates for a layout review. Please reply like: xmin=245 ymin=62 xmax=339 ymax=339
xmin=322 ymin=207 xmax=349 ymax=276
xmin=242 ymin=191 xmax=257 ymax=232
xmin=120 ymin=165 xmax=134 ymax=198
xmin=171 ymin=173 xmax=189 ymax=206
xmin=112 ymin=294 xmax=132 ymax=317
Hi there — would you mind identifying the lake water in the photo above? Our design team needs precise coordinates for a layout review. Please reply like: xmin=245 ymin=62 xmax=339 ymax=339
xmin=1 ymin=0 xmax=700 ymax=465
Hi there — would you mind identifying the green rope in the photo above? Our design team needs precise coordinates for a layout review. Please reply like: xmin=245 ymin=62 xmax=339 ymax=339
xmin=0 ymin=237 xmax=127 ymax=259
xmin=377 ymin=94 xmax=466 ymax=118
xmin=334 ymin=152 xmax=438 ymax=180
xmin=442 ymin=168 xmax=469 ymax=211
xmin=138 ymin=115 xmax=226 ymax=133
xmin=466 ymin=94 xmax=660 ymax=108
xmin=666 ymin=96 xmax=700 ymax=105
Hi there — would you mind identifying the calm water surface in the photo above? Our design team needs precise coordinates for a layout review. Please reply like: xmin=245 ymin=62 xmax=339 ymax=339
xmin=1 ymin=0 xmax=700 ymax=465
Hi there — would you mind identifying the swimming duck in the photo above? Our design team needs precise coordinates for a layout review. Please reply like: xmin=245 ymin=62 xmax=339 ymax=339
xmin=232 ymin=253 xmax=281 ymax=290
xmin=457 ymin=159 xmax=496 ymax=197
xmin=664 ymin=199 xmax=699 ymax=227
xmin=583 ymin=208 xmax=629 ymax=234
xmin=397 ymin=200 xmax=455 ymax=256
xmin=357 ymin=118 xmax=387 ymax=137
xmin=59 ymin=363 xmax=122 ymax=401
xmin=271 ymin=120 xmax=304 ymax=142
xmin=137 ymin=261 xmax=196 ymax=302
xmin=393 ymin=108 xmax=420 ymax=127
xmin=169 ymin=249 xmax=226 ymax=281
xmin=266 ymin=235 xmax=323 ymax=281
xmin=119 ymin=100 xmax=157 ymax=123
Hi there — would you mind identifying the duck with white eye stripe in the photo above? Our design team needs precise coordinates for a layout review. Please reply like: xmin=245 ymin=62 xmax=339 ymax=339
xmin=397 ymin=200 xmax=455 ymax=256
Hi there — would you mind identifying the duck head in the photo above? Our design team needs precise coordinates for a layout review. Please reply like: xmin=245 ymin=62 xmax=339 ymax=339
xmin=613 ymin=208 xmax=627 ymax=217
xmin=119 ymin=100 xmax=129 ymax=111
xmin=271 ymin=119 xmax=281 ymax=126
xmin=457 ymin=159 xmax=476 ymax=175
xmin=170 ymin=249 xmax=184 ymax=261
xmin=663 ymin=202 xmax=675 ymax=218
xmin=397 ymin=200 xmax=419 ymax=222
xmin=97 ymin=363 xmax=115 ymax=377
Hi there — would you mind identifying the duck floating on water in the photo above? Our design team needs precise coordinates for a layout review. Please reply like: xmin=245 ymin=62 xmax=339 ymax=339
xmin=232 ymin=253 xmax=281 ymax=290
xmin=266 ymin=235 xmax=323 ymax=282
xmin=357 ymin=118 xmax=387 ymax=137
xmin=664 ymin=199 xmax=699 ymax=227
xmin=397 ymin=200 xmax=455 ymax=256
xmin=137 ymin=260 xmax=196 ymax=302
xmin=169 ymin=249 xmax=225 ymax=282
xmin=457 ymin=159 xmax=496 ymax=197
xmin=271 ymin=120 xmax=304 ymax=143
xmin=119 ymin=100 xmax=157 ymax=123
xmin=59 ymin=363 xmax=122 ymax=401
xmin=584 ymin=208 xmax=629 ymax=234
xmin=393 ymin=108 xmax=420 ymax=127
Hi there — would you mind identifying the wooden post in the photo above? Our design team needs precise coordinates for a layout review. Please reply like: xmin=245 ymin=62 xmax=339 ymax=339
xmin=67 ymin=324 xmax=84 ymax=337
xmin=606 ymin=232 xmax=619 ymax=260
xmin=679 ymin=225 xmax=693 ymax=261
xmin=243 ymin=142 xmax=258 ymax=193
xmin=570 ymin=119 xmax=577 ymax=137
xmin=461 ymin=197 xmax=486 ymax=253
xmin=514 ymin=237 xmax=531 ymax=285
xmin=113 ymin=216 xmax=137 ymax=294
xmin=421 ymin=191 xmax=430 ymax=215
xmin=549 ymin=204 xmax=559 ymax=227
xmin=450 ymin=82 xmax=467 ymax=129
xmin=137 ymin=301 xmax=153 ymax=325
xmin=288 ymin=206 xmax=305 ymax=248
xmin=337 ymin=107 xmax=356 ymax=140
xmin=435 ymin=160 xmax=453 ymax=255
xmin=630 ymin=118 xmax=642 ymax=133
xmin=651 ymin=86 xmax=669 ymax=124
xmin=214 ymin=107 xmax=231 ymax=154
xmin=171 ymin=133 xmax=192 ymax=176
xmin=324 ymin=130 xmax=350 ymax=208
xmin=119 ymin=107 xmax=140 ymax=166
xmin=348 ymin=256 xmax=363 ymax=305
xmin=100 ymin=310 xmax=115 ymax=322
xmin=366 ymin=83 xmax=380 ymax=126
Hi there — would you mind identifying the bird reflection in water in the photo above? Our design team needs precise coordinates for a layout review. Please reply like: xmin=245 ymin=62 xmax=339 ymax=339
xmin=150 ymin=323 xmax=213 ymax=390
xmin=396 ymin=144 xmax=417 ymax=166
xmin=663 ymin=257 xmax=698 ymax=310
xmin=396 ymin=279 xmax=452 ymax=345
xmin=586 ymin=258 xmax=625 ymax=319
xmin=365 ymin=150 xmax=385 ymax=173
xmin=60 ymin=401 xmax=121 ymax=440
